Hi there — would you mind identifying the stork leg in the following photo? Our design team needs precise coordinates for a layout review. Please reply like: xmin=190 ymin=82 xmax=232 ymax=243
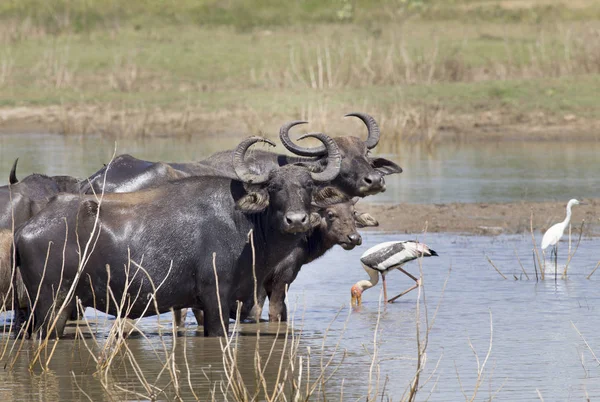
xmin=382 ymin=274 xmax=388 ymax=304
xmin=388 ymin=267 xmax=421 ymax=303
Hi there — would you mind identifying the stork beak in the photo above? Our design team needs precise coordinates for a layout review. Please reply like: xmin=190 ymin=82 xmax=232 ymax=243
xmin=351 ymin=293 xmax=362 ymax=307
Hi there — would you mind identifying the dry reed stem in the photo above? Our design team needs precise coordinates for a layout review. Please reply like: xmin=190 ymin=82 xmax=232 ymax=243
xmin=563 ymin=220 xmax=585 ymax=278
xmin=454 ymin=310 xmax=497 ymax=402
xmin=587 ymin=260 xmax=600 ymax=280
xmin=485 ymin=255 xmax=507 ymax=280
xmin=530 ymin=210 xmax=544 ymax=281
xmin=571 ymin=321 xmax=600 ymax=367
xmin=513 ymin=246 xmax=530 ymax=280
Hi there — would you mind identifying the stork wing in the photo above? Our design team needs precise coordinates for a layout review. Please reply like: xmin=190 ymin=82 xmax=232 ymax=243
xmin=361 ymin=241 xmax=411 ymax=270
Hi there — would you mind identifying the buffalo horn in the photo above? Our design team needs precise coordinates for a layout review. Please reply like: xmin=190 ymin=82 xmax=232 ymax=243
xmin=232 ymin=136 xmax=276 ymax=184
xmin=279 ymin=120 xmax=327 ymax=156
xmin=344 ymin=112 xmax=380 ymax=149
xmin=297 ymin=133 xmax=341 ymax=183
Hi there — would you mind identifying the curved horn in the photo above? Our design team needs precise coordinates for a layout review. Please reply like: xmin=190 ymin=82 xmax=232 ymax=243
xmin=297 ymin=133 xmax=341 ymax=183
xmin=280 ymin=120 xmax=327 ymax=156
xmin=233 ymin=137 xmax=276 ymax=184
xmin=345 ymin=112 xmax=380 ymax=149
xmin=9 ymin=158 xmax=18 ymax=184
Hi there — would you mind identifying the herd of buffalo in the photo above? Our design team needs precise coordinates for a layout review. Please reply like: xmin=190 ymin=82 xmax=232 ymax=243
xmin=0 ymin=113 xmax=403 ymax=338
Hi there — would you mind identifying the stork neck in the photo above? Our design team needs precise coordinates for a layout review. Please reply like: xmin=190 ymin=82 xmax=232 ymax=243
xmin=355 ymin=266 xmax=380 ymax=292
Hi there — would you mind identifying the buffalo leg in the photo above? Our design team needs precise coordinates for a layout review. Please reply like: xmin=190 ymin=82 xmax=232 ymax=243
xmin=201 ymin=282 xmax=230 ymax=337
xmin=248 ymin=285 xmax=267 ymax=323
xmin=266 ymin=259 xmax=303 ymax=322
xmin=35 ymin=296 xmax=74 ymax=339
xmin=203 ymin=302 xmax=229 ymax=337
xmin=173 ymin=308 xmax=187 ymax=327
xmin=192 ymin=308 xmax=204 ymax=326
xmin=268 ymin=285 xmax=288 ymax=322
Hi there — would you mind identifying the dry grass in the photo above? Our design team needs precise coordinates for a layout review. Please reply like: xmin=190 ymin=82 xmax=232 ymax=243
xmin=1 ymin=18 xmax=600 ymax=140
xmin=253 ymin=26 xmax=600 ymax=90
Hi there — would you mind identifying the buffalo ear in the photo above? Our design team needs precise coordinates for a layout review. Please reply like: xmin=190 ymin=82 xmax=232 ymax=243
xmin=355 ymin=212 xmax=379 ymax=228
xmin=309 ymin=212 xmax=322 ymax=228
xmin=236 ymin=189 xmax=270 ymax=213
xmin=312 ymin=186 xmax=348 ymax=207
xmin=369 ymin=157 xmax=402 ymax=176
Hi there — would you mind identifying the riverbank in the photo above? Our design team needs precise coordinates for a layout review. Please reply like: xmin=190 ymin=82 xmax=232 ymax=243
xmin=361 ymin=199 xmax=598 ymax=236
xmin=1 ymin=103 xmax=600 ymax=143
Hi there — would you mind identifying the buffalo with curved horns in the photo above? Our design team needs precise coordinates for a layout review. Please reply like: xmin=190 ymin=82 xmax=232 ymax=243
xmin=15 ymin=134 xmax=346 ymax=338
xmin=83 ymin=113 xmax=402 ymax=198
xmin=182 ymin=199 xmax=379 ymax=326
xmin=194 ymin=113 xmax=402 ymax=197
xmin=252 ymin=198 xmax=379 ymax=323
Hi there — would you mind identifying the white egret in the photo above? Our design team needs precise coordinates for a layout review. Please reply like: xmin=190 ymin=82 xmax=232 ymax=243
xmin=350 ymin=240 xmax=438 ymax=306
xmin=541 ymin=198 xmax=585 ymax=279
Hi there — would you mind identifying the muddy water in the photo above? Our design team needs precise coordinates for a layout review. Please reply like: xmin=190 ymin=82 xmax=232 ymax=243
xmin=2 ymin=133 xmax=600 ymax=203
xmin=0 ymin=232 xmax=599 ymax=400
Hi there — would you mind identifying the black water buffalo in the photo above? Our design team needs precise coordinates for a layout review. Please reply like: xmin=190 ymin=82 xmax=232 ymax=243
xmin=198 ymin=113 xmax=402 ymax=197
xmin=252 ymin=199 xmax=379 ymax=322
xmin=0 ymin=159 xmax=80 ymax=230
xmin=182 ymin=200 xmax=378 ymax=326
xmin=81 ymin=157 xmax=232 ymax=195
xmin=82 ymin=113 xmax=401 ymax=198
xmin=15 ymin=134 xmax=346 ymax=338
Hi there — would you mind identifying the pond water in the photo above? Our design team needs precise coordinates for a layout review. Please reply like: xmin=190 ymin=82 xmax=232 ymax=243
xmin=0 ymin=133 xmax=599 ymax=400
xmin=0 ymin=232 xmax=599 ymax=400
xmin=1 ymin=133 xmax=600 ymax=204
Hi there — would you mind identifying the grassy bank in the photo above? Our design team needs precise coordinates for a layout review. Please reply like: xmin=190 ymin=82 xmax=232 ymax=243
xmin=0 ymin=1 xmax=599 ymax=141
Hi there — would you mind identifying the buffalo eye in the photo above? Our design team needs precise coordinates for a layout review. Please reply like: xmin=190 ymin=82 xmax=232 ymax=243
xmin=327 ymin=211 xmax=335 ymax=220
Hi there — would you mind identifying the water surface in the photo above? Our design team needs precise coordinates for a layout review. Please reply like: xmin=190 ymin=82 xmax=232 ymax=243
xmin=1 ymin=232 xmax=599 ymax=400
xmin=1 ymin=133 xmax=599 ymax=204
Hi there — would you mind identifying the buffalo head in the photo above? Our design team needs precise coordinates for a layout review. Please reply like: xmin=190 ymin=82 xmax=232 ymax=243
xmin=312 ymin=197 xmax=379 ymax=250
xmin=232 ymin=134 xmax=346 ymax=234
xmin=279 ymin=113 xmax=402 ymax=197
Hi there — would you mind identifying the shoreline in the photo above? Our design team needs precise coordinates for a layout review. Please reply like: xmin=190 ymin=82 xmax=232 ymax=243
xmin=1 ymin=105 xmax=600 ymax=143
xmin=360 ymin=200 xmax=599 ymax=236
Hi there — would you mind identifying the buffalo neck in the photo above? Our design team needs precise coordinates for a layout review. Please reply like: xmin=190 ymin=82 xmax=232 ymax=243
xmin=304 ymin=224 xmax=334 ymax=264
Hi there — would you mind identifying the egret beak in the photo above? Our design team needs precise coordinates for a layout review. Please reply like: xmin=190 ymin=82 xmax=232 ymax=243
xmin=579 ymin=202 xmax=588 ymax=205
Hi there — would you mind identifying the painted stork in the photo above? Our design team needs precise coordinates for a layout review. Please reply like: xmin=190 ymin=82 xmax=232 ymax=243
xmin=541 ymin=198 xmax=585 ymax=279
xmin=351 ymin=240 xmax=438 ymax=306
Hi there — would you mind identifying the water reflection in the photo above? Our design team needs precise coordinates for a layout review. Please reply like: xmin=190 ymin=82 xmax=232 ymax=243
xmin=3 ymin=134 xmax=600 ymax=204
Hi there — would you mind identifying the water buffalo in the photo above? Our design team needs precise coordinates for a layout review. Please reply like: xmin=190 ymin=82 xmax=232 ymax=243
xmin=252 ymin=199 xmax=379 ymax=322
xmin=198 ymin=113 xmax=402 ymax=197
xmin=82 ymin=113 xmax=402 ymax=198
xmin=0 ymin=159 xmax=81 ymax=230
xmin=15 ymin=134 xmax=346 ymax=338
xmin=81 ymin=157 xmax=227 ymax=195
xmin=180 ymin=200 xmax=379 ymax=326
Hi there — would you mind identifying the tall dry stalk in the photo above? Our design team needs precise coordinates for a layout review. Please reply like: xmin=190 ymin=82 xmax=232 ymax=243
xmin=455 ymin=310 xmax=500 ymax=402
xmin=563 ymin=220 xmax=585 ymax=277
